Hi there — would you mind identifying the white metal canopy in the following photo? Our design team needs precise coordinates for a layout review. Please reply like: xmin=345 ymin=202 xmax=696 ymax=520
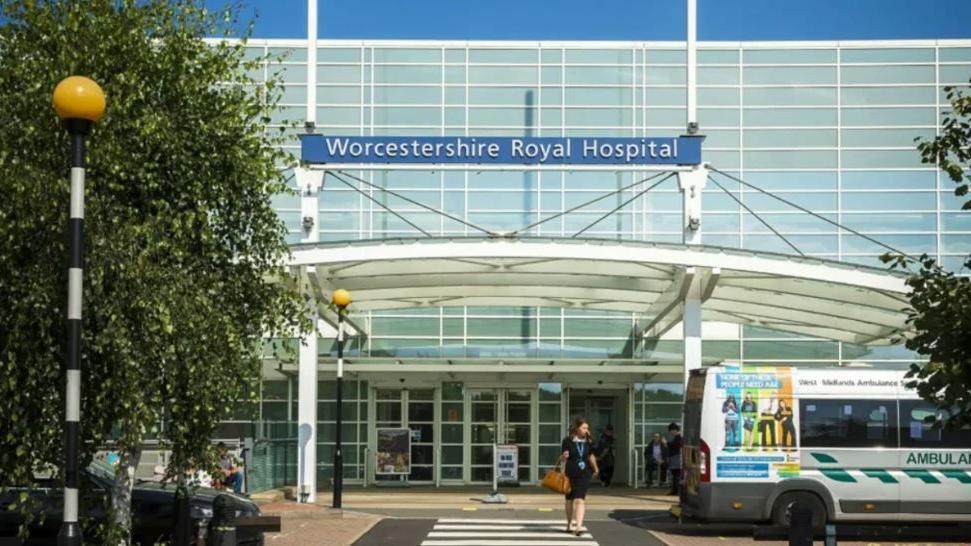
xmin=289 ymin=236 xmax=912 ymax=346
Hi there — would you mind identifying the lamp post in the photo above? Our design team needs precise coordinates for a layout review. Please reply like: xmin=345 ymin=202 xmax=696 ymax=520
xmin=331 ymin=288 xmax=352 ymax=509
xmin=51 ymin=76 xmax=106 ymax=546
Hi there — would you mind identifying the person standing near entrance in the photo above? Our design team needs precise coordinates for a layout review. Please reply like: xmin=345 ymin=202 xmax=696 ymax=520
xmin=666 ymin=422 xmax=683 ymax=496
xmin=595 ymin=424 xmax=616 ymax=487
xmin=644 ymin=433 xmax=668 ymax=488
xmin=561 ymin=419 xmax=599 ymax=537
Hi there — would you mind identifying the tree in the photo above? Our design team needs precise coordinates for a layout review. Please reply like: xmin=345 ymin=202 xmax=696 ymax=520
xmin=0 ymin=1 xmax=306 ymax=542
xmin=883 ymin=77 xmax=971 ymax=429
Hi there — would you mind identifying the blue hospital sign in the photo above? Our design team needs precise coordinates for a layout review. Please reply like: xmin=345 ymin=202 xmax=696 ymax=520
xmin=301 ymin=135 xmax=703 ymax=165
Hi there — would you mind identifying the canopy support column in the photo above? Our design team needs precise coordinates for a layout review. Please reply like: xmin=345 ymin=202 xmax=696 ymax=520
xmin=683 ymin=279 xmax=703 ymax=386
xmin=678 ymin=164 xmax=707 ymax=385
xmin=297 ymin=310 xmax=318 ymax=503
xmin=296 ymin=166 xmax=324 ymax=503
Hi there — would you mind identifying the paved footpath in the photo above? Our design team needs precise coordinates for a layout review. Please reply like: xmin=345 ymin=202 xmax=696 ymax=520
xmin=257 ymin=502 xmax=381 ymax=546
xmin=253 ymin=488 xmax=971 ymax=546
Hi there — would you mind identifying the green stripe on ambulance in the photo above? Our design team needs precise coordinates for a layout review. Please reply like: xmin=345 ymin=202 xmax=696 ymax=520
xmin=810 ymin=452 xmax=971 ymax=485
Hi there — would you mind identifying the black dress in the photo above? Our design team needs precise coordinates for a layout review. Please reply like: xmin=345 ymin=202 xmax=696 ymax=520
xmin=561 ymin=436 xmax=594 ymax=500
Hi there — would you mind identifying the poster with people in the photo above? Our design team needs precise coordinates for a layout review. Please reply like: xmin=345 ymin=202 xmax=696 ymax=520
xmin=376 ymin=428 xmax=411 ymax=475
xmin=714 ymin=367 xmax=800 ymax=480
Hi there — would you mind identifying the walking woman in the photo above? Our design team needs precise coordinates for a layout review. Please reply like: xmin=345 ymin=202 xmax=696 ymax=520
xmin=561 ymin=418 xmax=599 ymax=536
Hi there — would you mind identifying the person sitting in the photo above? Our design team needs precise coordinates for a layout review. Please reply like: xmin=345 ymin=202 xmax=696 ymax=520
xmin=216 ymin=442 xmax=242 ymax=494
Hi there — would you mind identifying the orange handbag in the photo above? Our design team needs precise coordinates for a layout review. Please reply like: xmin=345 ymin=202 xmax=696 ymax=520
xmin=540 ymin=459 xmax=571 ymax=495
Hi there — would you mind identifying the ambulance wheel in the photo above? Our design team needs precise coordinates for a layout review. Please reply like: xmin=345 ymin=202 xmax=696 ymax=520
xmin=771 ymin=491 xmax=826 ymax=527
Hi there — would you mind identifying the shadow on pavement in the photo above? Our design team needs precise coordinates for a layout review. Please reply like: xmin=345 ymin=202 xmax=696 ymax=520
xmin=352 ymin=518 xmax=435 ymax=546
xmin=607 ymin=509 xmax=971 ymax=543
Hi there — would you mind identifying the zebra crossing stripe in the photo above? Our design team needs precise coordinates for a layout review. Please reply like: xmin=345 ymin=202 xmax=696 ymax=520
xmin=434 ymin=525 xmax=571 ymax=531
xmin=421 ymin=518 xmax=599 ymax=546
xmin=429 ymin=532 xmax=594 ymax=538
xmin=437 ymin=519 xmax=576 ymax=524
xmin=422 ymin=542 xmax=598 ymax=546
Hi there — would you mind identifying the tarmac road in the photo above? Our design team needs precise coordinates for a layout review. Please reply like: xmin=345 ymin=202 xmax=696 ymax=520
xmin=352 ymin=507 xmax=971 ymax=546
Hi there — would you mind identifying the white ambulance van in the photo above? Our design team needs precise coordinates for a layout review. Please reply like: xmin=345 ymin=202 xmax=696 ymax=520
xmin=680 ymin=366 xmax=971 ymax=526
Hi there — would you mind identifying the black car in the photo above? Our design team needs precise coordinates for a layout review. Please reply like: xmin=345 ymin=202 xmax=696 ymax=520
xmin=0 ymin=460 xmax=264 ymax=545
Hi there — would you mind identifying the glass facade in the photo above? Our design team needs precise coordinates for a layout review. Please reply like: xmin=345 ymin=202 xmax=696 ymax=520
xmin=229 ymin=40 xmax=971 ymax=486
xmin=254 ymin=39 xmax=971 ymax=367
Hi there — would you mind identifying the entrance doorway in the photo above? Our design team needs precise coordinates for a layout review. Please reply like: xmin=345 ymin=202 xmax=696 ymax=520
xmin=568 ymin=389 xmax=630 ymax=485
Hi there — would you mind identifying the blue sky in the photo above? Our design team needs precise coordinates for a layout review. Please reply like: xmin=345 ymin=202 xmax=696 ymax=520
xmin=213 ymin=0 xmax=971 ymax=41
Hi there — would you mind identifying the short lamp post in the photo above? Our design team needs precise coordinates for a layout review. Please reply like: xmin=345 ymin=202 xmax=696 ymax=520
xmin=331 ymin=288 xmax=352 ymax=509
xmin=52 ymin=76 xmax=106 ymax=546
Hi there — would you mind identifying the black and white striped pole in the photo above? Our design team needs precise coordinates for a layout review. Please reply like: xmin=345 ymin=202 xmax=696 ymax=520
xmin=331 ymin=288 xmax=352 ymax=509
xmin=52 ymin=76 xmax=105 ymax=546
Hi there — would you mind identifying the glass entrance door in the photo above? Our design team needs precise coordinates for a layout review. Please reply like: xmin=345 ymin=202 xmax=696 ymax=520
xmin=469 ymin=389 xmax=497 ymax=483
xmin=502 ymin=390 xmax=533 ymax=482
xmin=371 ymin=387 xmax=436 ymax=484
xmin=407 ymin=389 xmax=435 ymax=483
xmin=569 ymin=396 xmax=616 ymax=434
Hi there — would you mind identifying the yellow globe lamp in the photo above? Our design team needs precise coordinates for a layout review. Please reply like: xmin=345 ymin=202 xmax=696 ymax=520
xmin=332 ymin=288 xmax=352 ymax=308
xmin=52 ymin=76 xmax=106 ymax=124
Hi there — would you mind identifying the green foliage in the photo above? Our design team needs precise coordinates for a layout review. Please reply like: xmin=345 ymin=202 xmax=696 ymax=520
xmin=917 ymin=82 xmax=971 ymax=208
xmin=0 ymin=0 xmax=307 ymax=542
xmin=884 ymin=77 xmax=971 ymax=429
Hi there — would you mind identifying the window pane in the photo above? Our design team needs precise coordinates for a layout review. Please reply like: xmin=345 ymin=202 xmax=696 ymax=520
xmin=939 ymin=48 xmax=971 ymax=62
xmin=841 ymin=128 xmax=935 ymax=147
xmin=565 ymin=87 xmax=634 ymax=106
xmin=842 ymin=107 xmax=935 ymax=126
xmin=699 ymin=49 xmax=739 ymax=64
xmin=744 ymin=129 xmax=836 ymax=148
xmin=468 ymin=66 xmax=537 ymax=85
xmin=900 ymin=401 xmax=971 ymax=448
xmin=744 ymin=87 xmax=837 ymax=107
xmin=643 ymin=49 xmax=684 ymax=64
xmin=373 ymin=65 xmax=440 ymax=84
xmin=470 ymin=87 xmax=538 ymax=105
xmin=373 ymin=86 xmax=441 ymax=104
xmin=564 ymin=49 xmax=632 ymax=64
xmin=644 ymin=67 xmax=686 ymax=85
xmin=841 ymin=86 xmax=935 ymax=106
xmin=743 ymin=66 xmax=836 ymax=85
xmin=744 ymin=49 xmax=836 ymax=64
xmin=842 ymin=65 xmax=935 ymax=84
xmin=841 ymin=48 xmax=934 ymax=63
xmin=843 ymin=150 xmax=925 ymax=169
xmin=842 ymin=171 xmax=936 ymax=190
xmin=374 ymin=48 xmax=440 ymax=63
xmin=442 ymin=446 xmax=463 ymax=465
xmin=744 ymin=108 xmax=837 ymax=127
xmin=699 ymin=67 xmax=739 ymax=85
xmin=800 ymin=399 xmax=897 ymax=448
xmin=538 ymin=383 xmax=562 ymax=402
xmin=469 ymin=49 xmax=538 ymax=63
xmin=442 ymin=424 xmax=463 ymax=443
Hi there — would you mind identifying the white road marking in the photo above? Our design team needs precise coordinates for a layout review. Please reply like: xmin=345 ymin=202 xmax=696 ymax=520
xmin=421 ymin=518 xmax=599 ymax=546
xmin=429 ymin=532 xmax=593 ymax=538
xmin=422 ymin=542 xmax=598 ymax=546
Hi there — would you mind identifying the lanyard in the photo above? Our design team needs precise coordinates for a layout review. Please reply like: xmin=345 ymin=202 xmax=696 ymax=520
xmin=575 ymin=440 xmax=586 ymax=469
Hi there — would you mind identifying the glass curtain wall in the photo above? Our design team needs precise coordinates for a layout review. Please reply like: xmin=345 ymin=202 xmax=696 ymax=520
xmin=242 ymin=40 xmax=971 ymax=370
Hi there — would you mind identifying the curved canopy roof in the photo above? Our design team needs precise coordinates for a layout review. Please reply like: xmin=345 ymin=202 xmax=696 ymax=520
xmin=289 ymin=237 xmax=911 ymax=346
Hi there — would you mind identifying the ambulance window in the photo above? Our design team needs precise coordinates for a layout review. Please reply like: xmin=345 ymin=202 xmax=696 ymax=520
xmin=799 ymin=399 xmax=898 ymax=448
xmin=899 ymin=401 xmax=971 ymax=449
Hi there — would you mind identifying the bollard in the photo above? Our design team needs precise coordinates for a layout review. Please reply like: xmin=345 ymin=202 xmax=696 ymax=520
xmin=173 ymin=489 xmax=193 ymax=546
xmin=208 ymin=494 xmax=238 ymax=546
xmin=788 ymin=501 xmax=813 ymax=546
xmin=824 ymin=523 xmax=837 ymax=546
